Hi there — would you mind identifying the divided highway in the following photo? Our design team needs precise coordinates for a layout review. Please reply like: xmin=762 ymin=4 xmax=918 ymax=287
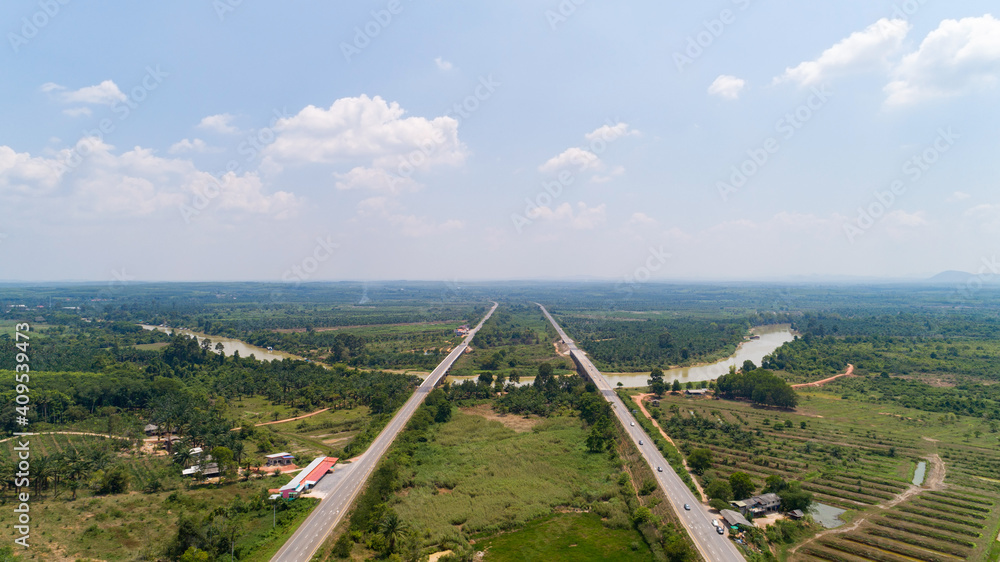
xmin=272 ymin=302 xmax=498 ymax=562
xmin=538 ymin=304 xmax=745 ymax=562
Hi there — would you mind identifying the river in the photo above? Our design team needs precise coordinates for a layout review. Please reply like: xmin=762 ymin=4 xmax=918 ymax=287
xmin=603 ymin=324 xmax=796 ymax=388
xmin=139 ymin=325 xmax=303 ymax=363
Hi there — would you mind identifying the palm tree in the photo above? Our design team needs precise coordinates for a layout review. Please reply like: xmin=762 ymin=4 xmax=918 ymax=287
xmin=378 ymin=510 xmax=409 ymax=554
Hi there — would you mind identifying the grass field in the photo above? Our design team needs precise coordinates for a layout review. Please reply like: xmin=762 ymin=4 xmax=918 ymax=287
xmin=476 ymin=512 xmax=654 ymax=561
xmin=392 ymin=410 xmax=620 ymax=542
xmin=642 ymin=391 xmax=1000 ymax=561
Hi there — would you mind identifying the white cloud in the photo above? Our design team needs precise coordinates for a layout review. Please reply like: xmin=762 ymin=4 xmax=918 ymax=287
xmin=539 ymin=147 xmax=602 ymax=174
xmin=948 ymin=191 xmax=971 ymax=202
xmin=334 ymin=166 xmax=419 ymax=194
xmin=356 ymin=196 xmax=464 ymax=237
xmin=263 ymin=95 xmax=466 ymax=176
xmin=527 ymin=202 xmax=607 ymax=230
xmin=708 ymin=75 xmax=746 ymax=99
xmin=434 ymin=57 xmax=453 ymax=71
xmin=627 ymin=212 xmax=657 ymax=226
xmin=584 ymin=122 xmax=638 ymax=143
xmin=0 ymin=139 xmax=299 ymax=219
xmin=197 ymin=113 xmax=240 ymax=134
xmin=884 ymin=14 xmax=1000 ymax=106
xmin=775 ymin=18 xmax=910 ymax=86
xmin=168 ymin=138 xmax=218 ymax=154
xmin=592 ymin=165 xmax=625 ymax=183
xmin=885 ymin=209 xmax=928 ymax=227
xmin=62 ymin=107 xmax=93 ymax=117
xmin=42 ymin=80 xmax=127 ymax=106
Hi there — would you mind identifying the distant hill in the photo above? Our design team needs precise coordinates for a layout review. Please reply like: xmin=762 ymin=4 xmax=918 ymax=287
xmin=927 ymin=270 xmax=976 ymax=285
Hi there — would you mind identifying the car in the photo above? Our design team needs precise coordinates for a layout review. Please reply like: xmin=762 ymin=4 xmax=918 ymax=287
xmin=630 ymin=422 xmax=635 ymax=426
xmin=638 ymin=440 xmax=643 ymax=445
xmin=657 ymin=466 xmax=663 ymax=472
xmin=717 ymin=526 xmax=725 ymax=535
xmin=684 ymin=504 xmax=690 ymax=510
xmin=711 ymin=520 xmax=720 ymax=528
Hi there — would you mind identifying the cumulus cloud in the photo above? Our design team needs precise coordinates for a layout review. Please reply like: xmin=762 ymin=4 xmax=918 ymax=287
xmin=168 ymin=138 xmax=218 ymax=154
xmin=42 ymin=80 xmax=127 ymax=105
xmin=62 ymin=107 xmax=93 ymax=117
xmin=434 ymin=57 xmax=453 ymax=71
xmin=775 ymin=18 xmax=910 ymax=86
xmin=197 ymin=113 xmax=240 ymax=134
xmin=948 ymin=191 xmax=971 ymax=202
xmin=591 ymin=165 xmax=625 ymax=183
xmin=527 ymin=202 xmax=607 ymax=230
xmin=356 ymin=196 xmax=464 ymax=237
xmin=708 ymin=75 xmax=747 ymax=99
xmin=263 ymin=95 xmax=466 ymax=181
xmin=584 ymin=122 xmax=638 ymax=143
xmin=539 ymin=147 xmax=602 ymax=174
xmin=0 ymin=139 xmax=298 ymax=220
xmin=884 ymin=14 xmax=1000 ymax=106
xmin=334 ymin=166 xmax=420 ymax=194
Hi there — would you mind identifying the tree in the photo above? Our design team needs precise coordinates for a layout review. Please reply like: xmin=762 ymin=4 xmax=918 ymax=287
xmin=333 ymin=533 xmax=352 ymax=558
xmin=705 ymin=479 xmax=733 ymax=502
xmin=534 ymin=362 xmax=554 ymax=389
xmin=763 ymin=475 xmax=788 ymax=494
xmin=729 ymin=472 xmax=755 ymax=501
xmin=211 ymin=446 xmax=234 ymax=483
xmin=671 ymin=379 xmax=682 ymax=394
xmin=778 ymin=482 xmax=813 ymax=511
xmin=687 ymin=448 xmax=713 ymax=475
xmin=741 ymin=360 xmax=757 ymax=373
xmin=477 ymin=372 xmax=494 ymax=385
xmin=648 ymin=367 xmax=666 ymax=395
xmin=434 ymin=401 xmax=452 ymax=424
xmin=179 ymin=547 xmax=210 ymax=562
xmin=709 ymin=498 xmax=731 ymax=511
xmin=378 ymin=510 xmax=409 ymax=554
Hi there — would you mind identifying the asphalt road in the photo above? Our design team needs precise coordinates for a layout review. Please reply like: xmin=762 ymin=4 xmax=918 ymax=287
xmin=537 ymin=304 xmax=745 ymax=562
xmin=271 ymin=302 xmax=499 ymax=562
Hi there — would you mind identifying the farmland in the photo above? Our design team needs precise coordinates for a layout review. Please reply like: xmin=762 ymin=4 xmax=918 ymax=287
xmin=638 ymin=389 xmax=1000 ymax=561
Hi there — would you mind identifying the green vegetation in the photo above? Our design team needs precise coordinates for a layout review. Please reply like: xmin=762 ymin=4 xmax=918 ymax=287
xmin=715 ymin=367 xmax=798 ymax=409
xmin=476 ymin=512 xmax=655 ymax=561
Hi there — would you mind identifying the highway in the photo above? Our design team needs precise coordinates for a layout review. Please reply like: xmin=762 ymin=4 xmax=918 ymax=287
xmin=271 ymin=302 xmax=498 ymax=562
xmin=537 ymin=304 xmax=745 ymax=562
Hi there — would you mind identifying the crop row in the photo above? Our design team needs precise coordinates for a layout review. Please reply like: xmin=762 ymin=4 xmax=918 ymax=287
xmin=927 ymin=490 xmax=994 ymax=506
xmin=819 ymin=537 xmax=909 ymax=562
xmin=844 ymin=533 xmax=954 ymax=562
xmin=872 ymin=518 xmax=976 ymax=548
xmin=799 ymin=545 xmax=858 ymax=562
xmin=881 ymin=512 xmax=982 ymax=538
xmin=865 ymin=526 xmax=970 ymax=558
xmin=895 ymin=505 xmax=984 ymax=528
xmin=811 ymin=479 xmax=893 ymax=500
xmin=824 ymin=474 xmax=907 ymax=494
xmin=910 ymin=498 xmax=988 ymax=520
xmin=801 ymin=482 xmax=881 ymax=505
xmin=917 ymin=495 xmax=991 ymax=513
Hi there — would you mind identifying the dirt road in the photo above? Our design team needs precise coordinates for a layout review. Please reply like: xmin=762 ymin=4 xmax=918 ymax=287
xmin=791 ymin=364 xmax=854 ymax=389
xmin=632 ymin=393 xmax=706 ymax=502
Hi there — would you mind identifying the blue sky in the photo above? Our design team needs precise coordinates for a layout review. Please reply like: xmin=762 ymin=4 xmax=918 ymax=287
xmin=1 ymin=1 xmax=999 ymax=283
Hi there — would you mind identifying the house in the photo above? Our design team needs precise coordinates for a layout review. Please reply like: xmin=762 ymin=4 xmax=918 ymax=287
xmin=685 ymin=388 xmax=709 ymax=396
xmin=159 ymin=436 xmax=182 ymax=449
xmin=181 ymin=462 xmax=219 ymax=478
xmin=788 ymin=509 xmax=805 ymax=520
xmin=732 ymin=493 xmax=782 ymax=516
xmin=143 ymin=424 xmax=159 ymax=436
xmin=720 ymin=509 xmax=754 ymax=530
xmin=264 ymin=452 xmax=295 ymax=467
xmin=279 ymin=457 xmax=338 ymax=499
xmin=454 ymin=325 xmax=470 ymax=336
xmin=651 ymin=399 xmax=661 ymax=407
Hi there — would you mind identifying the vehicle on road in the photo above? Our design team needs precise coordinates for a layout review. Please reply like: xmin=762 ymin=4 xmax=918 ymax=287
xmin=657 ymin=466 xmax=663 ymax=472
xmin=684 ymin=504 xmax=690 ymax=510
xmin=717 ymin=526 xmax=725 ymax=535
xmin=638 ymin=440 xmax=643 ymax=445
xmin=630 ymin=421 xmax=635 ymax=426
xmin=712 ymin=519 xmax=720 ymax=527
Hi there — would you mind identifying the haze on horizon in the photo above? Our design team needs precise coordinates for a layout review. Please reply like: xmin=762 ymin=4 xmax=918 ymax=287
xmin=1 ymin=1 xmax=999 ymax=284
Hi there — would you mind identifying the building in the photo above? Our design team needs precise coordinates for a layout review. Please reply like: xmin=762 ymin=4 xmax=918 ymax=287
xmin=279 ymin=456 xmax=338 ymax=499
xmin=181 ymin=462 xmax=219 ymax=478
xmin=720 ymin=509 xmax=754 ymax=530
xmin=264 ymin=452 xmax=295 ymax=467
xmin=685 ymin=388 xmax=709 ymax=396
xmin=454 ymin=325 xmax=470 ymax=336
xmin=143 ymin=424 xmax=159 ymax=436
xmin=788 ymin=509 xmax=805 ymax=520
xmin=732 ymin=493 xmax=782 ymax=516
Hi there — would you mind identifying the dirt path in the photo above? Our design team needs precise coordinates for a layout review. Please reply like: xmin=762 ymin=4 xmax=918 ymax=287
xmin=631 ymin=393 xmax=706 ymax=502
xmin=790 ymin=454 xmax=945 ymax=556
xmin=231 ymin=408 xmax=331 ymax=431
xmin=0 ymin=431 xmax=116 ymax=444
xmin=791 ymin=364 xmax=854 ymax=389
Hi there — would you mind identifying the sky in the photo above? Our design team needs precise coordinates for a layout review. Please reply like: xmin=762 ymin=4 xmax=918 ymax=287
xmin=1 ymin=1 xmax=999 ymax=284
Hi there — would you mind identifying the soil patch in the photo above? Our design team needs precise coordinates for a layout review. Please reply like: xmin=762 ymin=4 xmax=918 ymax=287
xmin=459 ymin=403 xmax=542 ymax=433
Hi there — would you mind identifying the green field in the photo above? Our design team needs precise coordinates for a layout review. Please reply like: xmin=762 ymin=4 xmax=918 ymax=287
xmin=477 ymin=512 xmax=654 ymax=561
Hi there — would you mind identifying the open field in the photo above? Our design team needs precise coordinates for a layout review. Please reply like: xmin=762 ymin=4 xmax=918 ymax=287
xmin=642 ymin=391 xmax=1000 ymax=561
xmin=476 ymin=512 xmax=655 ymax=561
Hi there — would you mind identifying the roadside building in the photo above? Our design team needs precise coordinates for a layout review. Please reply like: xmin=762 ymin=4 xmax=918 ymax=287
xmin=788 ymin=509 xmax=805 ymax=520
xmin=279 ymin=456 xmax=338 ymax=499
xmin=720 ymin=509 xmax=754 ymax=530
xmin=731 ymin=493 xmax=782 ymax=516
xmin=685 ymin=388 xmax=709 ymax=396
xmin=265 ymin=452 xmax=295 ymax=467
